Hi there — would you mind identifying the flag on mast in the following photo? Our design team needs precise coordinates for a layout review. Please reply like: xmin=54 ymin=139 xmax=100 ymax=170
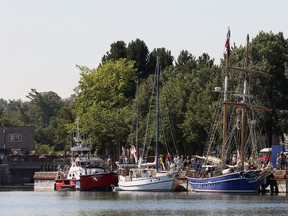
xmin=130 ymin=144 xmax=138 ymax=163
xmin=225 ymin=28 xmax=231 ymax=59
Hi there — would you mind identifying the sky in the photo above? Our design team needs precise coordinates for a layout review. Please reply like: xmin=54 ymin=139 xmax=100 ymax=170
xmin=0 ymin=0 xmax=287 ymax=101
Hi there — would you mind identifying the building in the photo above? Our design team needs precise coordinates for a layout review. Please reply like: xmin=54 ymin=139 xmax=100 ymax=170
xmin=0 ymin=125 xmax=37 ymax=185
xmin=0 ymin=125 xmax=35 ymax=161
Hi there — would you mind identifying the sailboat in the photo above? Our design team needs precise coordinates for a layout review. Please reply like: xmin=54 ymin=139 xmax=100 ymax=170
xmin=186 ymin=30 xmax=272 ymax=193
xmin=117 ymin=57 xmax=179 ymax=191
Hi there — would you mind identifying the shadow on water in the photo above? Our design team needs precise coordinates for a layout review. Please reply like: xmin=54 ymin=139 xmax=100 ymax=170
xmin=0 ymin=185 xmax=34 ymax=192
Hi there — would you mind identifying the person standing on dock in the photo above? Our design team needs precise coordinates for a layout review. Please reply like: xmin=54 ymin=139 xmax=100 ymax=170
xmin=276 ymin=154 xmax=281 ymax=170
xmin=107 ymin=156 xmax=113 ymax=171
xmin=280 ymin=152 xmax=286 ymax=170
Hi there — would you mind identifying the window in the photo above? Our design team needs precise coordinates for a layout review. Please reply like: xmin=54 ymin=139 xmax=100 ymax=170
xmin=8 ymin=134 xmax=23 ymax=142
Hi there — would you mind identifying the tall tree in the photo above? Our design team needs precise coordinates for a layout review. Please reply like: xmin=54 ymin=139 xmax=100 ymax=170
xmin=101 ymin=40 xmax=127 ymax=63
xmin=0 ymin=99 xmax=8 ymax=117
xmin=148 ymin=50 xmax=221 ymax=155
xmin=127 ymin=38 xmax=149 ymax=75
xmin=73 ymin=59 xmax=137 ymax=156
xmin=175 ymin=50 xmax=197 ymax=70
xmin=148 ymin=48 xmax=174 ymax=74
xmin=231 ymin=32 xmax=288 ymax=145
xmin=26 ymin=89 xmax=63 ymax=145
xmin=0 ymin=99 xmax=24 ymax=126
xmin=53 ymin=98 xmax=75 ymax=151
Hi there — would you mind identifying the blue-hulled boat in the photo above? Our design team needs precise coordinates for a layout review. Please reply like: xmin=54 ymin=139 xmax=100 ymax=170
xmin=186 ymin=170 xmax=266 ymax=193
xmin=186 ymin=30 xmax=272 ymax=193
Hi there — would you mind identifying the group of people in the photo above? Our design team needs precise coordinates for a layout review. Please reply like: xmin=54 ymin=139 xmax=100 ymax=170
xmin=122 ymin=150 xmax=287 ymax=173
xmin=227 ymin=152 xmax=273 ymax=171
xmin=158 ymin=153 xmax=199 ymax=171
xmin=276 ymin=152 xmax=287 ymax=170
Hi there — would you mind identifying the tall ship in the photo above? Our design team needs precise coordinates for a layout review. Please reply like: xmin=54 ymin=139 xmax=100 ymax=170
xmin=186 ymin=29 xmax=272 ymax=193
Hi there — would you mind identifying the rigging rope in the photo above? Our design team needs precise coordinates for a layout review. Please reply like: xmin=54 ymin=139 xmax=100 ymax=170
xmin=141 ymin=70 xmax=157 ymax=162
xmin=162 ymin=91 xmax=179 ymax=155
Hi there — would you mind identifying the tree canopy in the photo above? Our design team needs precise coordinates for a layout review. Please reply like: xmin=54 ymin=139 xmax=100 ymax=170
xmin=1 ymin=31 xmax=288 ymax=158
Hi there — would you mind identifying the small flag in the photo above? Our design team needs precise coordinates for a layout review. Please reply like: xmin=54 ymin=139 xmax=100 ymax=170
xmin=225 ymin=28 xmax=231 ymax=58
xmin=130 ymin=144 xmax=138 ymax=163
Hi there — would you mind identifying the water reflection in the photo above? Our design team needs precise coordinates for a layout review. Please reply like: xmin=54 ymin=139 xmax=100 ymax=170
xmin=0 ymin=191 xmax=288 ymax=216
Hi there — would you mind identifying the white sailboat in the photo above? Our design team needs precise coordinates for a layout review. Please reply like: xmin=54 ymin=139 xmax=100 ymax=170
xmin=117 ymin=57 xmax=178 ymax=191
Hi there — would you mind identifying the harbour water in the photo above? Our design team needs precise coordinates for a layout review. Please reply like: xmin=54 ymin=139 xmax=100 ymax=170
xmin=0 ymin=189 xmax=288 ymax=216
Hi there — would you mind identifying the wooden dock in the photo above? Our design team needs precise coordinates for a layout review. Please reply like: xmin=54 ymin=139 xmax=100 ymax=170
xmin=272 ymin=170 xmax=288 ymax=194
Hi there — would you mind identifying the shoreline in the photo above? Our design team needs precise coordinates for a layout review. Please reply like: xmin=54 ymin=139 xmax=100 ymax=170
xmin=0 ymin=184 xmax=34 ymax=191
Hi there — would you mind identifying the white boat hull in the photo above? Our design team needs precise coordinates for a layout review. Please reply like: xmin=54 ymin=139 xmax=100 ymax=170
xmin=118 ymin=172 xmax=178 ymax=191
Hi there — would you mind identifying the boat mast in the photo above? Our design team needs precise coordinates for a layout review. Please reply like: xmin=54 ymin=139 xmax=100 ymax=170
xmin=76 ymin=117 xmax=82 ymax=146
xmin=135 ymin=73 xmax=140 ymax=161
xmin=222 ymin=28 xmax=230 ymax=164
xmin=220 ymin=27 xmax=273 ymax=171
xmin=240 ymin=34 xmax=249 ymax=169
xmin=155 ymin=57 xmax=160 ymax=172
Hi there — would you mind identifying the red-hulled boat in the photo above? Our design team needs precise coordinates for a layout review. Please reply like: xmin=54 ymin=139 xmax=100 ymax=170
xmin=55 ymin=144 xmax=118 ymax=191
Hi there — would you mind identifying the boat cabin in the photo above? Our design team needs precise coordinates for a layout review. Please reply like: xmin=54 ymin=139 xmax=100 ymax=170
xmin=129 ymin=168 xmax=156 ymax=178
xmin=258 ymin=148 xmax=272 ymax=163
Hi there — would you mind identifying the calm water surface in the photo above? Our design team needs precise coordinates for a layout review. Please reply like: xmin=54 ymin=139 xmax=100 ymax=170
xmin=0 ymin=190 xmax=287 ymax=216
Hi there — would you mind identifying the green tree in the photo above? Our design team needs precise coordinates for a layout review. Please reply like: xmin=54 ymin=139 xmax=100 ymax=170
xmin=26 ymin=89 xmax=63 ymax=145
xmin=73 ymin=59 xmax=137 ymax=156
xmin=229 ymin=31 xmax=288 ymax=145
xmin=101 ymin=40 xmax=127 ymax=63
xmin=0 ymin=99 xmax=25 ymax=126
xmin=172 ymin=53 xmax=220 ymax=154
xmin=175 ymin=50 xmax=197 ymax=70
xmin=0 ymin=99 xmax=8 ymax=117
xmin=54 ymin=100 xmax=75 ymax=151
xmin=127 ymin=38 xmax=149 ymax=75
xmin=148 ymin=48 xmax=174 ymax=73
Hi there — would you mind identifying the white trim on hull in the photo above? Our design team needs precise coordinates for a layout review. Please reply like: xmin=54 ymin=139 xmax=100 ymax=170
xmin=188 ymin=177 xmax=260 ymax=185
xmin=192 ymin=189 xmax=258 ymax=193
